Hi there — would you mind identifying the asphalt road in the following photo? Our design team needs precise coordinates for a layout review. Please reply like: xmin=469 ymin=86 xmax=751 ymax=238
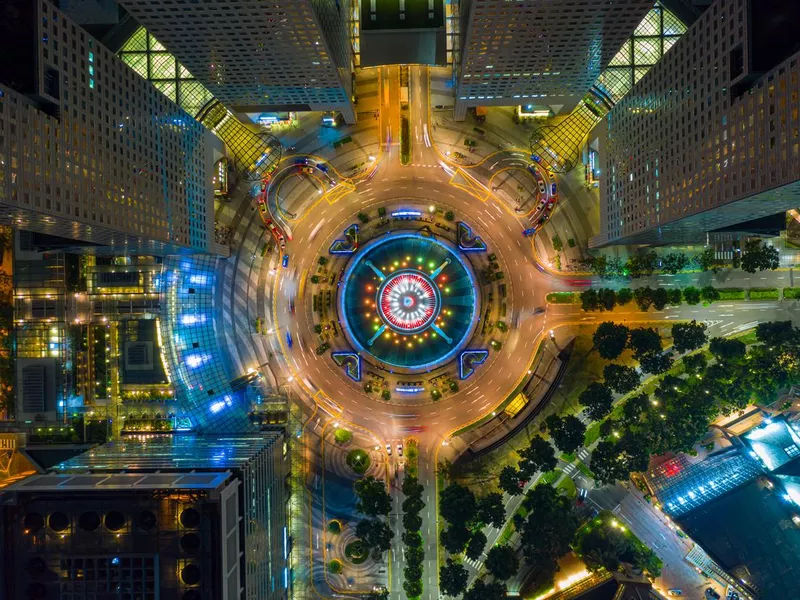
xmin=255 ymin=65 xmax=800 ymax=600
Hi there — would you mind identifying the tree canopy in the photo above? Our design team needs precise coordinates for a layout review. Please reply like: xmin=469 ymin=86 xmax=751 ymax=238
xmin=603 ymin=364 xmax=640 ymax=394
xmin=545 ymin=414 xmax=587 ymax=454
xmin=485 ymin=545 xmax=519 ymax=581
xmin=593 ymin=322 xmax=629 ymax=360
xmin=354 ymin=476 xmax=391 ymax=516
xmin=671 ymin=320 xmax=708 ymax=353
xmin=440 ymin=559 xmax=469 ymax=597
xmin=579 ymin=382 xmax=615 ymax=421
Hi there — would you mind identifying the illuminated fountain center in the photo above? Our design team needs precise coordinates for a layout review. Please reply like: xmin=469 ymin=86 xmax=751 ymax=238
xmin=377 ymin=270 xmax=441 ymax=334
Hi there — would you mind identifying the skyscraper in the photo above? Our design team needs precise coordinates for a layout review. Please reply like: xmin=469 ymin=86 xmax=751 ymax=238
xmin=0 ymin=0 xmax=221 ymax=255
xmin=117 ymin=0 xmax=357 ymax=123
xmin=1 ymin=433 xmax=290 ymax=600
xmin=593 ymin=0 xmax=800 ymax=247
xmin=454 ymin=0 xmax=654 ymax=119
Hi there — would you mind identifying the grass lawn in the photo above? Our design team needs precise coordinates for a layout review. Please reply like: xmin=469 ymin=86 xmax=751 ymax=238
xmin=540 ymin=468 xmax=562 ymax=485
xmin=546 ymin=291 xmax=578 ymax=304
xmin=583 ymin=422 xmax=601 ymax=447
xmin=575 ymin=461 xmax=595 ymax=479
xmin=560 ymin=451 xmax=576 ymax=463
xmin=557 ymin=475 xmax=577 ymax=499
xmin=346 ymin=449 xmax=371 ymax=474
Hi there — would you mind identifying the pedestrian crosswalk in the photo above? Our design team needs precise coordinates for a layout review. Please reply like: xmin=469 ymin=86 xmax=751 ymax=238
xmin=463 ymin=557 xmax=484 ymax=571
xmin=578 ymin=448 xmax=591 ymax=461
xmin=563 ymin=463 xmax=577 ymax=476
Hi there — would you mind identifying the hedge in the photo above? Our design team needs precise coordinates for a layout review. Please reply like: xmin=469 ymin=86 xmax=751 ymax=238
xmin=748 ymin=288 xmax=779 ymax=300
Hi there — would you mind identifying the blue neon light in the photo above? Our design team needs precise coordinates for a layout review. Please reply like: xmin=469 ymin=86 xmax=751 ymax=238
xmin=189 ymin=274 xmax=209 ymax=285
xmin=283 ymin=526 xmax=288 ymax=559
xmin=180 ymin=314 xmax=207 ymax=325
xmin=185 ymin=353 xmax=211 ymax=368
xmin=395 ymin=387 xmax=425 ymax=393
xmin=459 ymin=349 xmax=489 ymax=380
xmin=392 ymin=210 xmax=422 ymax=218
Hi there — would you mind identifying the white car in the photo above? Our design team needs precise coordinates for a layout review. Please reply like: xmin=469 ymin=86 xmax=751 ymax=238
xmin=537 ymin=198 xmax=546 ymax=211
xmin=538 ymin=181 xmax=547 ymax=195
xmin=397 ymin=443 xmax=403 ymax=457
xmin=385 ymin=443 xmax=392 ymax=456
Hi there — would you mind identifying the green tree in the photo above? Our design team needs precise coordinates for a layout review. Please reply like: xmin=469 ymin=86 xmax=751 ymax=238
xmin=403 ymin=512 xmax=423 ymax=531
xmin=701 ymin=286 xmax=720 ymax=302
xmin=671 ymin=320 xmax=708 ymax=353
xmin=621 ymin=393 xmax=651 ymax=424
xmin=485 ymin=545 xmax=519 ymax=581
xmin=590 ymin=440 xmax=635 ymax=485
xmin=552 ymin=235 xmax=563 ymax=252
xmin=354 ymin=476 xmax=392 ymax=516
xmin=465 ymin=531 xmax=487 ymax=560
xmin=741 ymin=239 xmax=779 ymax=273
xmin=625 ymin=251 xmax=658 ymax=278
xmin=402 ymin=475 xmax=424 ymax=499
xmin=439 ymin=483 xmax=477 ymax=526
xmin=593 ymin=322 xmax=630 ymax=360
xmin=519 ymin=436 xmax=557 ymax=477
xmin=477 ymin=493 xmax=506 ymax=529
xmin=633 ymin=286 xmax=654 ymax=311
xmin=639 ymin=351 xmax=673 ymax=375
xmin=356 ymin=518 xmax=394 ymax=556
xmin=709 ymin=337 xmax=746 ymax=363
xmin=652 ymin=287 xmax=669 ymax=310
xmin=581 ymin=289 xmax=599 ymax=311
xmin=498 ymin=465 xmax=526 ymax=496
xmin=682 ymin=352 xmax=708 ymax=375
xmin=695 ymin=248 xmax=718 ymax=273
xmin=403 ymin=579 xmax=423 ymax=598
xmin=579 ymin=382 xmax=615 ymax=421
xmin=616 ymin=288 xmax=633 ymax=305
xmin=628 ymin=327 xmax=662 ymax=358
xmin=756 ymin=321 xmax=798 ymax=346
xmin=603 ymin=364 xmax=640 ymax=394
xmin=667 ymin=288 xmax=683 ymax=305
xmin=440 ymin=559 xmax=469 ymax=597
xmin=661 ymin=252 xmax=689 ymax=274
xmin=545 ymin=414 xmax=586 ymax=454
xmin=464 ymin=579 xmax=507 ymax=600
xmin=441 ymin=525 xmax=471 ymax=554
xmin=598 ymin=288 xmax=617 ymax=311
xmin=683 ymin=286 xmax=701 ymax=305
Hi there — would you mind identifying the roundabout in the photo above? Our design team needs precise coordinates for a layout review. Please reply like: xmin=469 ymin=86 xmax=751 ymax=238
xmin=339 ymin=232 xmax=478 ymax=371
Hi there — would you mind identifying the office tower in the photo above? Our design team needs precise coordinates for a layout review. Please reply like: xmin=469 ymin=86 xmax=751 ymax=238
xmin=454 ymin=0 xmax=654 ymax=119
xmin=1 ymin=433 xmax=290 ymax=600
xmin=0 ymin=0 xmax=220 ymax=256
xmin=117 ymin=0 xmax=357 ymax=123
xmin=593 ymin=0 xmax=800 ymax=247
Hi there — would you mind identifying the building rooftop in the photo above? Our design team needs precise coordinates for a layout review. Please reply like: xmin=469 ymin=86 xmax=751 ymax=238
xmin=741 ymin=417 xmax=800 ymax=472
xmin=4 ymin=471 xmax=231 ymax=491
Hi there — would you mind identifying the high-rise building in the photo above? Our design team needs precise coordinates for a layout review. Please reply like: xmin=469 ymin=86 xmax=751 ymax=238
xmin=593 ymin=0 xmax=800 ymax=247
xmin=1 ymin=433 xmax=290 ymax=600
xmin=454 ymin=0 xmax=654 ymax=119
xmin=117 ymin=0 xmax=357 ymax=123
xmin=0 ymin=0 xmax=221 ymax=255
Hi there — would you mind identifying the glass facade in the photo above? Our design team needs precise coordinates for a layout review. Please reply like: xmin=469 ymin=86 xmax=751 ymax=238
xmin=158 ymin=256 xmax=253 ymax=433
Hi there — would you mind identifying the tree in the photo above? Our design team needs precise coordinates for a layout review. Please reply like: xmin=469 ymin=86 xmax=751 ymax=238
xmin=365 ymin=590 xmax=389 ymax=600
xmin=581 ymin=289 xmax=599 ymax=311
xmin=590 ymin=440 xmax=634 ymax=485
xmin=545 ymin=414 xmax=586 ymax=454
xmin=633 ymin=286 xmax=654 ymax=311
xmin=701 ymin=286 xmax=720 ymax=302
xmin=579 ymin=382 xmax=615 ymax=421
xmin=756 ymin=321 xmax=798 ymax=347
xmin=667 ymin=288 xmax=682 ymax=306
xmin=652 ymin=287 xmax=669 ymax=310
xmin=603 ymin=364 xmax=640 ymax=394
xmin=402 ymin=495 xmax=425 ymax=515
xmin=682 ymin=352 xmax=707 ymax=375
xmin=621 ymin=393 xmax=651 ymax=424
xmin=403 ymin=579 xmax=423 ymax=598
xmin=354 ymin=476 xmax=392 ymax=516
xmin=464 ymin=579 xmax=508 ymax=600
xmin=465 ymin=530 xmax=487 ymax=560
xmin=683 ymin=286 xmax=701 ymax=305
xmin=477 ymin=493 xmax=506 ymax=529
xmin=593 ymin=322 xmax=629 ymax=360
xmin=441 ymin=525 xmax=471 ymax=554
xmin=498 ymin=465 xmax=526 ymax=496
xmin=625 ymin=251 xmax=657 ymax=278
xmin=628 ymin=327 xmax=662 ymax=358
xmin=519 ymin=436 xmax=557 ymax=477
xmin=402 ymin=475 xmax=424 ymax=498
xmin=616 ymin=288 xmax=633 ymax=305
xmin=403 ymin=512 xmax=423 ymax=531
xmin=439 ymin=483 xmax=477 ymax=526
xmin=709 ymin=337 xmax=746 ymax=363
xmin=440 ymin=559 xmax=469 ymax=597
xmin=741 ymin=239 xmax=779 ymax=273
xmin=695 ymin=247 xmax=718 ymax=272
xmin=356 ymin=518 xmax=394 ymax=555
xmin=671 ymin=320 xmax=708 ymax=353
xmin=639 ymin=351 xmax=673 ymax=374
xmin=485 ymin=545 xmax=519 ymax=581
xmin=598 ymin=288 xmax=617 ymax=311
xmin=661 ymin=252 xmax=689 ymax=274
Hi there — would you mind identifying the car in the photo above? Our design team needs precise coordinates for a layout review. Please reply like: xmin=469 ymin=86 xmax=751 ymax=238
xmin=261 ymin=181 xmax=268 ymax=193
xmin=538 ymin=216 xmax=548 ymax=225
xmin=293 ymin=158 xmax=307 ymax=166
xmin=538 ymin=181 xmax=547 ymax=195
xmin=546 ymin=199 xmax=556 ymax=210
xmin=397 ymin=443 xmax=403 ymax=457
xmin=522 ymin=228 xmax=536 ymax=238
xmin=551 ymin=182 xmax=557 ymax=195
xmin=726 ymin=593 xmax=739 ymax=600
xmin=667 ymin=590 xmax=683 ymax=597
xmin=301 ymin=166 xmax=314 ymax=175
xmin=530 ymin=154 xmax=541 ymax=163
xmin=258 ymin=202 xmax=268 ymax=214
xmin=386 ymin=443 xmax=392 ymax=456
xmin=282 ymin=254 xmax=289 ymax=268
xmin=705 ymin=589 xmax=721 ymax=600
xmin=289 ymin=299 xmax=295 ymax=314
xmin=537 ymin=198 xmax=546 ymax=211
xmin=285 ymin=331 xmax=293 ymax=348
xmin=577 ymin=488 xmax=588 ymax=504
xmin=568 ymin=279 xmax=592 ymax=286
xmin=316 ymin=163 xmax=329 ymax=173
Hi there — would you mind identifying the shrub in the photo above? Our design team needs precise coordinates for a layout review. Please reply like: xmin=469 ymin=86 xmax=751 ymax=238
xmin=449 ymin=381 xmax=459 ymax=393
xmin=378 ymin=207 xmax=386 ymax=217
xmin=334 ymin=428 xmax=353 ymax=444
xmin=314 ymin=324 xmax=323 ymax=334
xmin=431 ymin=389 xmax=441 ymax=401
xmin=310 ymin=275 xmax=320 ymax=284
xmin=552 ymin=235 xmax=563 ymax=252
xmin=328 ymin=559 xmax=343 ymax=574
xmin=568 ymin=238 xmax=576 ymax=248
xmin=785 ymin=287 xmax=800 ymax=299
xmin=382 ymin=390 xmax=391 ymax=401
xmin=328 ymin=520 xmax=342 ymax=534
xmin=318 ymin=256 xmax=328 ymax=266
xmin=357 ymin=212 xmax=369 ymax=224
xmin=444 ymin=210 xmax=455 ymax=221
